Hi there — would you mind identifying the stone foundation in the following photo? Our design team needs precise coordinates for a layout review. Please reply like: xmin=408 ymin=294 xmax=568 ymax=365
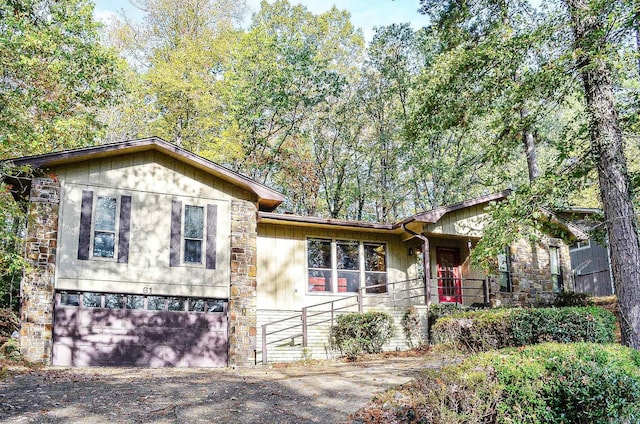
xmin=20 ymin=177 xmax=60 ymax=364
xmin=228 ymin=199 xmax=258 ymax=367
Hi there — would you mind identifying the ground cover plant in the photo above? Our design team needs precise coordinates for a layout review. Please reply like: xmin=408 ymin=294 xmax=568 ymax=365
xmin=432 ymin=306 xmax=616 ymax=352
xmin=350 ymin=343 xmax=640 ymax=423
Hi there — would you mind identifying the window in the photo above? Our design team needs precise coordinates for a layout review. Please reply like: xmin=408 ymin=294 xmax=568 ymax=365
xmin=337 ymin=241 xmax=359 ymax=292
xmin=307 ymin=238 xmax=387 ymax=294
xmin=147 ymin=296 xmax=166 ymax=310
xmin=550 ymin=246 xmax=563 ymax=292
xmin=78 ymin=190 xmax=131 ymax=263
xmin=93 ymin=196 xmax=117 ymax=258
xmin=105 ymin=294 xmax=124 ymax=309
xmin=308 ymin=239 xmax=332 ymax=292
xmin=167 ymin=297 xmax=185 ymax=311
xmin=170 ymin=201 xmax=217 ymax=269
xmin=60 ymin=292 xmax=80 ymax=306
xmin=497 ymin=247 xmax=512 ymax=293
xmin=56 ymin=291 xmax=225 ymax=313
xmin=569 ymin=239 xmax=591 ymax=251
xmin=83 ymin=292 xmax=101 ymax=308
xmin=365 ymin=243 xmax=387 ymax=294
xmin=184 ymin=205 xmax=204 ymax=263
xmin=126 ymin=295 xmax=145 ymax=310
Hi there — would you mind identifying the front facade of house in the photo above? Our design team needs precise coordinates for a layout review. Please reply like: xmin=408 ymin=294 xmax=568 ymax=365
xmin=7 ymin=138 xmax=576 ymax=367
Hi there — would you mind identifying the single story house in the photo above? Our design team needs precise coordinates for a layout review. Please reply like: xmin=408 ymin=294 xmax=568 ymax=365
xmin=5 ymin=137 xmax=583 ymax=367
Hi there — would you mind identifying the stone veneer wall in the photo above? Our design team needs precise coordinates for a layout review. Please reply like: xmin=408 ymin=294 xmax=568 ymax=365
xmin=228 ymin=199 xmax=258 ymax=367
xmin=491 ymin=236 xmax=572 ymax=306
xmin=20 ymin=177 xmax=60 ymax=364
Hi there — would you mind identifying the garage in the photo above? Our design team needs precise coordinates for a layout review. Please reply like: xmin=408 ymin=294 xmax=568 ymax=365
xmin=52 ymin=292 xmax=228 ymax=367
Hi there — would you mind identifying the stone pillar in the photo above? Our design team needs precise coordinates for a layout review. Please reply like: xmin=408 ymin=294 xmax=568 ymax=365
xmin=20 ymin=177 xmax=60 ymax=364
xmin=228 ymin=199 xmax=258 ymax=367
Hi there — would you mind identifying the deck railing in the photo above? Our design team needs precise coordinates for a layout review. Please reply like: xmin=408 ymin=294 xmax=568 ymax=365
xmin=260 ymin=277 xmax=487 ymax=364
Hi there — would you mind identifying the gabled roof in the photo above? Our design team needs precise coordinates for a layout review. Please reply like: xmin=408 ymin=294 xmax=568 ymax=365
xmin=402 ymin=190 xmax=511 ymax=225
xmin=5 ymin=137 xmax=286 ymax=211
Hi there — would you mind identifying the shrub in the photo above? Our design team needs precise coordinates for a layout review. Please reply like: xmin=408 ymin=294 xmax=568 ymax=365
xmin=0 ymin=308 xmax=19 ymax=345
xmin=400 ymin=306 xmax=422 ymax=348
xmin=510 ymin=306 xmax=615 ymax=346
xmin=350 ymin=343 xmax=640 ymax=423
xmin=432 ymin=306 xmax=615 ymax=352
xmin=427 ymin=302 xmax=487 ymax=339
xmin=432 ymin=308 xmax=515 ymax=352
xmin=331 ymin=311 xmax=395 ymax=360
xmin=553 ymin=291 xmax=593 ymax=307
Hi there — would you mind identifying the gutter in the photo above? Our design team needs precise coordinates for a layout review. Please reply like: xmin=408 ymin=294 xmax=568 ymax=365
xmin=401 ymin=219 xmax=431 ymax=313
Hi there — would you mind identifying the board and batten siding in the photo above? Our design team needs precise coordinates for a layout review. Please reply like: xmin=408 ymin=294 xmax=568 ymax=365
xmin=53 ymin=150 xmax=252 ymax=299
xmin=424 ymin=205 xmax=489 ymax=238
xmin=256 ymin=223 xmax=409 ymax=311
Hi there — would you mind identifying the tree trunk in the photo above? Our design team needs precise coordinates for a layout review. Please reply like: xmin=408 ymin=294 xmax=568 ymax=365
xmin=520 ymin=108 xmax=540 ymax=183
xmin=566 ymin=0 xmax=640 ymax=349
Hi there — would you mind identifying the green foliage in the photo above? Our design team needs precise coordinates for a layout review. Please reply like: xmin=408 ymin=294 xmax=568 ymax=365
xmin=553 ymin=291 xmax=593 ymax=307
xmin=0 ymin=165 xmax=29 ymax=311
xmin=432 ymin=307 xmax=616 ymax=353
xmin=0 ymin=308 xmax=19 ymax=344
xmin=0 ymin=0 xmax=124 ymax=157
xmin=104 ymin=0 xmax=243 ymax=161
xmin=331 ymin=311 xmax=395 ymax=360
xmin=352 ymin=343 xmax=640 ymax=423
xmin=400 ymin=306 xmax=422 ymax=348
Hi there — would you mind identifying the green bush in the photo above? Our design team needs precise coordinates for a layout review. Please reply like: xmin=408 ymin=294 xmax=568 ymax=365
xmin=553 ymin=291 xmax=593 ymax=307
xmin=432 ymin=306 xmax=615 ymax=352
xmin=0 ymin=308 xmax=19 ymax=345
xmin=331 ymin=311 xmax=395 ymax=360
xmin=351 ymin=343 xmax=640 ymax=423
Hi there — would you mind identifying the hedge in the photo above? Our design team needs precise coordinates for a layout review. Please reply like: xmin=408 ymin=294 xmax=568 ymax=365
xmin=351 ymin=343 xmax=640 ymax=423
xmin=432 ymin=306 xmax=615 ymax=352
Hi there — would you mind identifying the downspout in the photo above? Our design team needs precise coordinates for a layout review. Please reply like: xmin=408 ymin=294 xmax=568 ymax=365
xmin=401 ymin=220 xmax=431 ymax=312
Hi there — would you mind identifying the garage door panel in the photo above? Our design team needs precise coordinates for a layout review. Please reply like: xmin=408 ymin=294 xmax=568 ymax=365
xmin=53 ymin=297 xmax=228 ymax=367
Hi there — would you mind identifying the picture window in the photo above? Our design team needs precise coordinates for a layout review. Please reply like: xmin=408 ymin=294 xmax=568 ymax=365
xmin=307 ymin=239 xmax=387 ymax=294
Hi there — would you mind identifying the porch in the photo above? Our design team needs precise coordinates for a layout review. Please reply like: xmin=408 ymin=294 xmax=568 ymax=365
xmin=258 ymin=276 xmax=488 ymax=364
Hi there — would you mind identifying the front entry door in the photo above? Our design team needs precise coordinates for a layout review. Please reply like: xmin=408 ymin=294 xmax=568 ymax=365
xmin=436 ymin=247 xmax=462 ymax=303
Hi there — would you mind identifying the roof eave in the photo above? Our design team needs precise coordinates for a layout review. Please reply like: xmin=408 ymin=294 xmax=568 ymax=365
xmin=258 ymin=212 xmax=398 ymax=232
xmin=4 ymin=137 xmax=285 ymax=212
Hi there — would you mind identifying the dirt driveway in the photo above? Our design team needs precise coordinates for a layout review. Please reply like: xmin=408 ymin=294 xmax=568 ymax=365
xmin=0 ymin=355 xmax=443 ymax=423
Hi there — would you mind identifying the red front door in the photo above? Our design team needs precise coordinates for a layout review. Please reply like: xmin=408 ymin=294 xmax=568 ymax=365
xmin=436 ymin=247 xmax=462 ymax=303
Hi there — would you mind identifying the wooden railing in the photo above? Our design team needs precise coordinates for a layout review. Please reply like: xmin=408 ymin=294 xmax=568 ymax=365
xmin=260 ymin=277 xmax=488 ymax=364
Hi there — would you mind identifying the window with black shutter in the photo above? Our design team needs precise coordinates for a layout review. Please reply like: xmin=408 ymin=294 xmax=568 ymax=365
xmin=170 ymin=201 xmax=217 ymax=269
xmin=78 ymin=190 xmax=131 ymax=263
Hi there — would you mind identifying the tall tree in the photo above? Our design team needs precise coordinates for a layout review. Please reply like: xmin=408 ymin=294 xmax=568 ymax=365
xmin=103 ymin=0 xmax=245 ymax=161
xmin=417 ymin=0 xmax=640 ymax=349
xmin=220 ymin=1 xmax=359 ymax=188
xmin=0 ymin=0 xmax=123 ymax=310
xmin=564 ymin=0 xmax=640 ymax=349
xmin=359 ymin=24 xmax=418 ymax=221
xmin=0 ymin=0 xmax=123 ymax=157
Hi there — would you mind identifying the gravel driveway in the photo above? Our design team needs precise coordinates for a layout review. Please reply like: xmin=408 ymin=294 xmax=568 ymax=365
xmin=0 ymin=355 xmax=441 ymax=423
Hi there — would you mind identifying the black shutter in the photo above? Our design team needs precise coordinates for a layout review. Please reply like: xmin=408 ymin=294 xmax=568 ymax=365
xmin=206 ymin=204 xmax=217 ymax=270
xmin=117 ymin=195 xmax=132 ymax=263
xmin=77 ymin=190 xmax=93 ymax=260
xmin=170 ymin=200 xmax=182 ymax=267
